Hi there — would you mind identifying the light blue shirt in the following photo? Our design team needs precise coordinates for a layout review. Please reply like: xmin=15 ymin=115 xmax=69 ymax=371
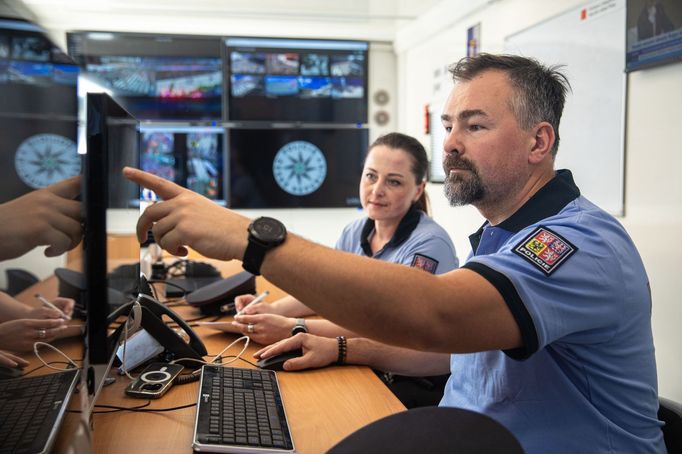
xmin=441 ymin=170 xmax=664 ymax=453
xmin=335 ymin=207 xmax=459 ymax=274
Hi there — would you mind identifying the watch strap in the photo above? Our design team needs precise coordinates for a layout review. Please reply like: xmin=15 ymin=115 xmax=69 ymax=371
xmin=242 ymin=239 xmax=267 ymax=276
xmin=291 ymin=318 xmax=308 ymax=336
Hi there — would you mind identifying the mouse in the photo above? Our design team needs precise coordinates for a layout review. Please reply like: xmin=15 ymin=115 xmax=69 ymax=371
xmin=0 ymin=365 xmax=24 ymax=380
xmin=256 ymin=348 xmax=304 ymax=371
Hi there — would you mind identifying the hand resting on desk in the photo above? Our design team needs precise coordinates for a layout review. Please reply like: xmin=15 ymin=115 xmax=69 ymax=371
xmin=254 ymin=333 xmax=337 ymax=371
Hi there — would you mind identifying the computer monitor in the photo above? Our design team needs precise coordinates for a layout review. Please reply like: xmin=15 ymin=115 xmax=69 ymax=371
xmin=140 ymin=125 xmax=226 ymax=204
xmin=67 ymin=32 xmax=222 ymax=121
xmin=228 ymin=127 xmax=367 ymax=208
xmin=225 ymin=37 xmax=369 ymax=124
xmin=0 ymin=17 xmax=79 ymax=204
xmin=81 ymin=92 xmax=139 ymax=415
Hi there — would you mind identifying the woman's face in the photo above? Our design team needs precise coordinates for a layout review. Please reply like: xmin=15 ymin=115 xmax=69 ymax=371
xmin=360 ymin=145 xmax=425 ymax=224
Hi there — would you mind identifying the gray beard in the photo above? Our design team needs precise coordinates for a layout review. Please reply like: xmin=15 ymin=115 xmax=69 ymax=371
xmin=443 ymin=171 xmax=485 ymax=206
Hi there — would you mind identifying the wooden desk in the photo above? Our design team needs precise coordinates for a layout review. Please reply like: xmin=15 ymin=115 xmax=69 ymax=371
xmin=19 ymin=259 xmax=406 ymax=454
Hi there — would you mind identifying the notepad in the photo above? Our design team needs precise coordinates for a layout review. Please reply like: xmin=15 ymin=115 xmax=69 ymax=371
xmin=195 ymin=321 xmax=243 ymax=334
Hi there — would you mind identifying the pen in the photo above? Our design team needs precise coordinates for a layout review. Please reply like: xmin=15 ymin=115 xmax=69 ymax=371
xmin=35 ymin=293 xmax=71 ymax=320
xmin=227 ymin=290 xmax=269 ymax=315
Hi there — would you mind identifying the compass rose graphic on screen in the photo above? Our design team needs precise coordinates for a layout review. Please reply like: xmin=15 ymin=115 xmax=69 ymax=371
xmin=272 ymin=141 xmax=327 ymax=196
xmin=14 ymin=134 xmax=80 ymax=189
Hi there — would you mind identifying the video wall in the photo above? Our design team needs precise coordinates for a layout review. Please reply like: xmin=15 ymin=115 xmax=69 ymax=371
xmin=67 ymin=32 xmax=370 ymax=208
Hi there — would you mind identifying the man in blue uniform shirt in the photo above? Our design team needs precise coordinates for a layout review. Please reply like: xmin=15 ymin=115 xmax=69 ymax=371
xmin=125 ymin=53 xmax=665 ymax=453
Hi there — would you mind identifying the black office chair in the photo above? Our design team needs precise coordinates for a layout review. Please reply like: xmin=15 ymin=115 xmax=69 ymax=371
xmin=326 ymin=406 xmax=523 ymax=454
xmin=659 ymin=397 xmax=682 ymax=454
xmin=2 ymin=268 xmax=40 ymax=296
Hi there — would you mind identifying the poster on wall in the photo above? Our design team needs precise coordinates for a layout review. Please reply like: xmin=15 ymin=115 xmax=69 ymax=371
xmin=467 ymin=23 xmax=481 ymax=57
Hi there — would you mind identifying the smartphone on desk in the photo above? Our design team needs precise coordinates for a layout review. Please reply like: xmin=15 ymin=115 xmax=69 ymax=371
xmin=125 ymin=362 xmax=184 ymax=399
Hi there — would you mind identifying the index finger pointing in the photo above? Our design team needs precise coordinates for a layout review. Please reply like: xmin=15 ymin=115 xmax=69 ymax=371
xmin=123 ymin=167 xmax=184 ymax=201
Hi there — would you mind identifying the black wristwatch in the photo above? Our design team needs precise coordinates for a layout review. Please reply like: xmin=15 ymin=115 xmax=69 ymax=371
xmin=242 ymin=217 xmax=287 ymax=276
xmin=291 ymin=318 xmax=308 ymax=336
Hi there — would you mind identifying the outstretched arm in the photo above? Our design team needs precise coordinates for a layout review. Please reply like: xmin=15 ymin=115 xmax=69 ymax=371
xmin=124 ymin=167 xmax=521 ymax=353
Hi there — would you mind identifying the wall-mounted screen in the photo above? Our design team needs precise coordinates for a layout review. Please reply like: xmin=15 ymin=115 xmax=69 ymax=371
xmin=225 ymin=37 xmax=368 ymax=124
xmin=626 ymin=0 xmax=682 ymax=71
xmin=140 ymin=125 xmax=225 ymax=204
xmin=67 ymin=32 xmax=222 ymax=121
xmin=0 ymin=19 xmax=78 ymax=117
xmin=228 ymin=127 xmax=367 ymax=208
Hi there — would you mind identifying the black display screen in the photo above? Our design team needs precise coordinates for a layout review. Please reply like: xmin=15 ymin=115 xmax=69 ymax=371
xmin=0 ymin=19 xmax=78 ymax=117
xmin=225 ymin=37 xmax=368 ymax=124
xmin=229 ymin=127 xmax=367 ymax=208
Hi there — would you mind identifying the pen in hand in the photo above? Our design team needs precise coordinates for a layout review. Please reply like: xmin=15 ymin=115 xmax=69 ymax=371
xmin=35 ymin=293 xmax=71 ymax=320
xmin=233 ymin=290 xmax=270 ymax=316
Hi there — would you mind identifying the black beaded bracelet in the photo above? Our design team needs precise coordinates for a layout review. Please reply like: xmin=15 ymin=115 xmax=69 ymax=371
xmin=336 ymin=336 xmax=347 ymax=365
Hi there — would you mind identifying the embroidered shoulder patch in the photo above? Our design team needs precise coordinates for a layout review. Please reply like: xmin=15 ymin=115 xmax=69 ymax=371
xmin=513 ymin=226 xmax=577 ymax=275
xmin=411 ymin=254 xmax=439 ymax=274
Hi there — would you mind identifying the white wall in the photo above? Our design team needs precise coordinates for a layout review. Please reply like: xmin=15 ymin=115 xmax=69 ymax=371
xmin=396 ymin=0 xmax=682 ymax=402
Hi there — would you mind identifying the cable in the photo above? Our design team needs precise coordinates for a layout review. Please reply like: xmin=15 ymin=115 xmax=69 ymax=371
xmin=92 ymin=402 xmax=197 ymax=414
xmin=32 ymin=341 xmax=79 ymax=371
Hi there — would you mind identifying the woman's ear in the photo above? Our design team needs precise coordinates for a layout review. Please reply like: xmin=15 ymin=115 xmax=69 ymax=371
xmin=529 ymin=122 xmax=555 ymax=164
xmin=414 ymin=181 xmax=426 ymax=203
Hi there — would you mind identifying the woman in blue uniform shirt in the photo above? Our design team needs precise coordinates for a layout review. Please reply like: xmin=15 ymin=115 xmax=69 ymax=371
xmin=232 ymin=132 xmax=459 ymax=407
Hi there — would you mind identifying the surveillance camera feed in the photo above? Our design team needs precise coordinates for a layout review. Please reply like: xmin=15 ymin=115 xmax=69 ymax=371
xmin=140 ymin=126 xmax=225 ymax=203
xmin=225 ymin=37 xmax=368 ymax=123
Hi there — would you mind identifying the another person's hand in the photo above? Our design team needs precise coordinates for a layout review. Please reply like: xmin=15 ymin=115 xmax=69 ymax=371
xmin=123 ymin=167 xmax=250 ymax=260
xmin=254 ymin=333 xmax=337 ymax=371
xmin=0 ymin=349 xmax=29 ymax=368
xmin=0 ymin=176 xmax=81 ymax=260
xmin=27 ymin=297 xmax=75 ymax=320
xmin=232 ymin=313 xmax=296 ymax=345
xmin=234 ymin=294 xmax=279 ymax=315
xmin=0 ymin=318 xmax=67 ymax=352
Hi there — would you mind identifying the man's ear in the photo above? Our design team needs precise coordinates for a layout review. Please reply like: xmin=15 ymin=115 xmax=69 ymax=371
xmin=528 ymin=122 xmax=555 ymax=164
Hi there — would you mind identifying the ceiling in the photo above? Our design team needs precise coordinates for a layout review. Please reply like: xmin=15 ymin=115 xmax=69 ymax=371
xmin=10 ymin=0 xmax=443 ymax=44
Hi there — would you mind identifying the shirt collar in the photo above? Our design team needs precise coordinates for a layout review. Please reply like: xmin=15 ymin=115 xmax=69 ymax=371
xmin=361 ymin=204 xmax=422 ymax=257
xmin=468 ymin=169 xmax=581 ymax=252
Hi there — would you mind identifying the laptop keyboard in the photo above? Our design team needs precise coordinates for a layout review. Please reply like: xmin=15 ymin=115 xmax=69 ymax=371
xmin=193 ymin=365 xmax=295 ymax=453
xmin=0 ymin=368 xmax=80 ymax=454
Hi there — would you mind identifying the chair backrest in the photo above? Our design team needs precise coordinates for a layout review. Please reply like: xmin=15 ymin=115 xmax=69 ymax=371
xmin=659 ymin=397 xmax=682 ymax=454
xmin=326 ymin=406 xmax=522 ymax=454
xmin=4 ymin=268 xmax=40 ymax=296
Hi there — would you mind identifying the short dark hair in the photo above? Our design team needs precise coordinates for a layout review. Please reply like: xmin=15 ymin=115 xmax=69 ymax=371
xmin=368 ymin=132 xmax=430 ymax=214
xmin=449 ymin=53 xmax=571 ymax=157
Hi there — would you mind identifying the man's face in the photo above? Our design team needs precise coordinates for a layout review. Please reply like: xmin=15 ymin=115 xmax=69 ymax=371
xmin=441 ymin=70 xmax=534 ymax=209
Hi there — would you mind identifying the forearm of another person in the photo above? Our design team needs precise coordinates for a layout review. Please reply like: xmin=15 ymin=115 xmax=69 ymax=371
xmin=266 ymin=295 xmax=316 ymax=317
xmin=255 ymin=334 xmax=450 ymax=376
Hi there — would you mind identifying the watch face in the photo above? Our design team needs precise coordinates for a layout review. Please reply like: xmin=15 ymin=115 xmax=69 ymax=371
xmin=252 ymin=217 xmax=286 ymax=242
xmin=272 ymin=140 xmax=327 ymax=196
xmin=14 ymin=133 xmax=80 ymax=188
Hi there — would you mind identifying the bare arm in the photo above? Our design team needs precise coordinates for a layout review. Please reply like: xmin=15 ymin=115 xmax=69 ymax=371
xmin=125 ymin=167 xmax=521 ymax=353
xmin=255 ymin=334 xmax=451 ymax=376
xmin=235 ymin=294 xmax=315 ymax=317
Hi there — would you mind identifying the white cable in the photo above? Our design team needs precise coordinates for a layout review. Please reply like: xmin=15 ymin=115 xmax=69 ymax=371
xmin=33 ymin=341 xmax=79 ymax=370
xmin=117 ymin=301 xmax=143 ymax=380
xmin=171 ymin=335 xmax=250 ymax=372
